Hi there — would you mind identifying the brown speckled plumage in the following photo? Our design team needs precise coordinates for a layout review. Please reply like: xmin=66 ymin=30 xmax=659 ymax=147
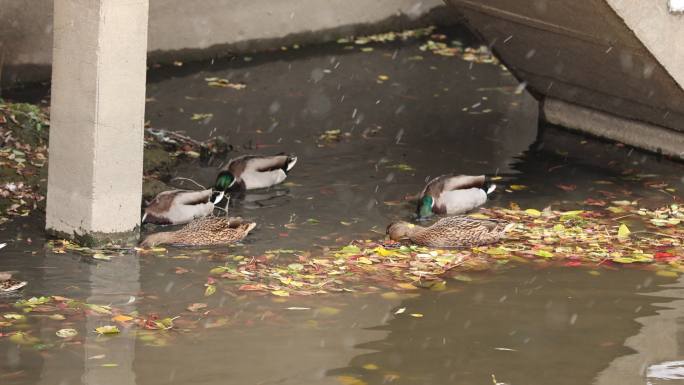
xmin=387 ymin=216 xmax=513 ymax=248
xmin=141 ymin=217 xmax=256 ymax=247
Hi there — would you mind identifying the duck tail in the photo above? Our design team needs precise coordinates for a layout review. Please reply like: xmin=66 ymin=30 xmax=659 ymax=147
xmin=285 ymin=155 xmax=298 ymax=173
xmin=502 ymin=222 xmax=516 ymax=233
xmin=244 ymin=222 xmax=257 ymax=234
xmin=486 ymin=184 xmax=497 ymax=195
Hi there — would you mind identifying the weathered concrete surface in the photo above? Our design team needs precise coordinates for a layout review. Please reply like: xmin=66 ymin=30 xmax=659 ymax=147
xmin=45 ymin=0 xmax=148 ymax=245
xmin=0 ymin=0 xmax=446 ymax=86
xmin=444 ymin=0 xmax=684 ymax=137
xmin=543 ymin=98 xmax=684 ymax=159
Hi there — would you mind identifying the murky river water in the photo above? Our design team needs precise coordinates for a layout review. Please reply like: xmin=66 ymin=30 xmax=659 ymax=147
xmin=3 ymin=26 xmax=684 ymax=385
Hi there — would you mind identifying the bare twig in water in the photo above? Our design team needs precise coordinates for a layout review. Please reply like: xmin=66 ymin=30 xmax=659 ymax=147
xmin=170 ymin=177 xmax=207 ymax=190
xmin=147 ymin=128 xmax=203 ymax=147
xmin=633 ymin=230 xmax=684 ymax=240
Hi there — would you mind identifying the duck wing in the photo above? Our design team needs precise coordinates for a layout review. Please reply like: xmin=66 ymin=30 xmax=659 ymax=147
xmin=245 ymin=154 xmax=293 ymax=173
xmin=437 ymin=188 xmax=488 ymax=214
xmin=422 ymin=174 xmax=485 ymax=196
xmin=422 ymin=216 xmax=509 ymax=247
xmin=145 ymin=189 xmax=214 ymax=225
xmin=174 ymin=189 xmax=213 ymax=205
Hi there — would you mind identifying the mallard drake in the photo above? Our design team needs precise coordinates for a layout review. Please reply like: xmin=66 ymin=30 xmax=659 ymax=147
xmin=214 ymin=153 xmax=297 ymax=191
xmin=140 ymin=217 xmax=256 ymax=247
xmin=0 ymin=271 xmax=27 ymax=293
xmin=386 ymin=216 xmax=513 ymax=248
xmin=143 ymin=189 xmax=224 ymax=225
xmin=417 ymin=174 xmax=496 ymax=218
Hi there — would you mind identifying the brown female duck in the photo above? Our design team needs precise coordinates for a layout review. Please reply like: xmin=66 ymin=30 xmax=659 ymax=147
xmin=140 ymin=217 xmax=256 ymax=247
xmin=387 ymin=216 xmax=513 ymax=248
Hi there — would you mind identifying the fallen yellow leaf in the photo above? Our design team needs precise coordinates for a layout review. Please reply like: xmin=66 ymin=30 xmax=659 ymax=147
xmin=111 ymin=315 xmax=133 ymax=323
xmin=271 ymin=290 xmax=290 ymax=297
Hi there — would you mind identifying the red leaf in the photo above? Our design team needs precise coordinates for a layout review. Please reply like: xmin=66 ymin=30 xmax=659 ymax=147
xmin=556 ymin=184 xmax=577 ymax=192
xmin=238 ymin=284 xmax=267 ymax=291
xmin=655 ymin=252 xmax=677 ymax=261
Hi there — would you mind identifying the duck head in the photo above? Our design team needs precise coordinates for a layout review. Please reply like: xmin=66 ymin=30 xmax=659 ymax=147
xmin=215 ymin=171 xmax=237 ymax=191
xmin=386 ymin=221 xmax=418 ymax=241
xmin=140 ymin=232 xmax=175 ymax=247
xmin=416 ymin=195 xmax=434 ymax=219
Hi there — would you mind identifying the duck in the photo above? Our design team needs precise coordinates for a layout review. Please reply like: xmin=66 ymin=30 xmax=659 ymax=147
xmin=140 ymin=216 xmax=256 ymax=247
xmin=214 ymin=153 xmax=297 ymax=191
xmin=386 ymin=216 xmax=514 ymax=248
xmin=417 ymin=174 xmax=496 ymax=218
xmin=0 ymin=271 xmax=27 ymax=293
xmin=143 ymin=189 xmax=224 ymax=225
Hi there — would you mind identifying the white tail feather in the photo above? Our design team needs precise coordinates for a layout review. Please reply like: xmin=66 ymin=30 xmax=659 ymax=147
xmin=141 ymin=212 xmax=148 ymax=222
xmin=212 ymin=191 xmax=225 ymax=205
xmin=486 ymin=184 xmax=497 ymax=195
xmin=286 ymin=156 xmax=298 ymax=171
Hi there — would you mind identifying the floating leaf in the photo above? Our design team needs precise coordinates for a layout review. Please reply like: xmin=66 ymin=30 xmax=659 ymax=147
xmin=337 ymin=376 xmax=368 ymax=385
xmin=524 ymin=208 xmax=541 ymax=217
xmin=617 ymin=224 xmax=631 ymax=239
xmin=288 ymin=263 xmax=304 ymax=271
xmin=612 ymin=257 xmax=636 ymax=264
xmin=656 ymin=270 xmax=679 ymax=278
xmin=86 ymin=304 xmax=112 ymax=315
xmin=509 ymin=184 xmax=527 ymax=191
xmin=535 ymin=250 xmax=554 ymax=259
xmin=56 ymin=329 xmax=78 ymax=338
xmin=111 ymin=315 xmax=134 ymax=323
xmin=317 ymin=307 xmax=341 ymax=316
xmin=357 ymin=257 xmax=373 ymax=265
xmin=410 ymin=313 xmax=424 ymax=318
xmin=395 ymin=282 xmax=418 ymax=290
xmin=340 ymin=245 xmax=361 ymax=254
xmin=204 ymin=284 xmax=216 ymax=297
xmin=9 ymin=332 xmax=39 ymax=345
xmin=271 ymin=290 xmax=290 ymax=297
xmin=190 ymin=113 xmax=213 ymax=121
xmin=95 ymin=325 xmax=120 ymax=335
xmin=363 ymin=363 xmax=379 ymax=370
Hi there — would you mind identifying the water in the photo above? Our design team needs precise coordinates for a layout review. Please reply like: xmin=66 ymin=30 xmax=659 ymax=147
xmin=3 ymin=26 xmax=684 ymax=384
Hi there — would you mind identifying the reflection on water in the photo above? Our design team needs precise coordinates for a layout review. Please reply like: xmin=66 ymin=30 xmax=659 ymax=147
xmin=3 ymin=25 xmax=684 ymax=385
xmin=597 ymin=276 xmax=684 ymax=385
xmin=82 ymin=257 xmax=140 ymax=385
xmin=331 ymin=268 xmax=673 ymax=385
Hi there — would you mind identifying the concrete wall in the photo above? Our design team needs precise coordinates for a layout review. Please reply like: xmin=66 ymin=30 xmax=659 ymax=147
xmin=0 ymin=0 xmax=446 ymax=87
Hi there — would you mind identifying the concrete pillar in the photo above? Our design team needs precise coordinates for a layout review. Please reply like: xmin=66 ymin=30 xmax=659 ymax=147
xmin=46 ymin=0 xmax=149 ymax=246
